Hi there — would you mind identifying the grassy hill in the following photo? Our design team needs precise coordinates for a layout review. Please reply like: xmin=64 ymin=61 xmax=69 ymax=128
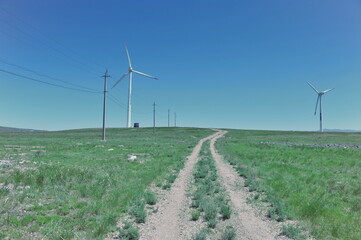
xmin=216 ymin=130 xmax=361 ymax=240
xmin=0 ymin=127 xmax=213 ymax=239
xmin=0 ymin=126 xmax=44 ymax=132
xmin=1 ymin=128 xmax=361 ymax=239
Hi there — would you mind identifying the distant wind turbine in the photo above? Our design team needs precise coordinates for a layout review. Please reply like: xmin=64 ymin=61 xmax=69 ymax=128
xmin=112 ymin=44 xmax=158 ymax=128
xmin=307 ymin=82 xmax=334 ymax=132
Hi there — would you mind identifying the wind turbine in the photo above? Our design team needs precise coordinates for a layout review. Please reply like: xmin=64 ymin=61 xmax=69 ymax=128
xmin=307 ymin=82 xmax=334 ymax=132
xmin=112 ymin=44 xmax=158 ymax=128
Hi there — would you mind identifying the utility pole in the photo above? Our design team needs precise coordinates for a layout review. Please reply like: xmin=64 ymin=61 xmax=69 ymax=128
xmin=153 ymin=102 xmax=156 ymax=133
xmin=168 ymin=109 xmax=170 ymax=127
xmin=101 ymin=70 xmax=111 ymax=141
xmin=174 ymin=112 xmax=177 ymax=127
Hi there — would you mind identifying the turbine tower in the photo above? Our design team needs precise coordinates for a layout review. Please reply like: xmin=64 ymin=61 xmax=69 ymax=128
xmin=112 ymin=44 xmax=158 ymax=128
xmin=307 ymin=82 xmax=334 ymax=132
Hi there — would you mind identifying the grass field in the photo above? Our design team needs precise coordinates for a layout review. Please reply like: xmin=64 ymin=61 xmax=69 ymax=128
xmin=0 ymin=127 xmax=213 ymax=239
xmin=216 ymin=130 xmax=361 ymax=240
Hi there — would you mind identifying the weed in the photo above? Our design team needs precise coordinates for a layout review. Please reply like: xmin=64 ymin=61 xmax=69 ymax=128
xmin=266 ymin=197 xmax=289 ymax=222
xmin=192 ymin=228 xmax=208 ymax=240
xmin=220 ymin=226 xmax=236 ymax=240
xmin=203 ymin=201 xmax=217 ymax=221
xmin=162 ymin=183 xmax=171 ymax=190
xmin=129 ymin=200 xmax=146 ymax=223
xmin=191 ymin=199 xmax=200 ymax=208
xmin=220 ymin=204 xmax=231 ymax=220
xmin=118 ymin=221 xmax=139 ymax=240
xmin=207 ymin=218 xmax=217 ymax=229
xmin=144 ymin=191 xmax=157 ymax=205
xmin=191 ymin=210 xmax=200 ymax=221
xmin=281 ymin=225 xmax=307 ymax=240
xmin=166 ymin=174 xmax=177 ymax=184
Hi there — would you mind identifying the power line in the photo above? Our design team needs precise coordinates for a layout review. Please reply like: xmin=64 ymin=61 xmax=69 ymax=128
xmin=0 ymin=7 xmax=106 ymax=71
xmin=0 ymin=68 xmax=100 ymax=93
xmin=108 ymin=94 xmax=127 ymax=110
xmin=0 ymin=28 xmax=101 ymax=78
xmin=0 ymin=59 xmax=100 ymax=92
xmin=0 ymin=17 xmax=100 ymax=76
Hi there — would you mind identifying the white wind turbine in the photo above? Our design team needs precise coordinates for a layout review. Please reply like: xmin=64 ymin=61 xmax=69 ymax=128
xmin=307 ymin=82 xmax=334 ymax=132
xmin=112 ymin=44 xmax=158 ymax=128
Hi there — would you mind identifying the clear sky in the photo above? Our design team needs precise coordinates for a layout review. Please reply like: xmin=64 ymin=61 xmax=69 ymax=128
xmin=1 ymin=0 xmax=361 ymax=131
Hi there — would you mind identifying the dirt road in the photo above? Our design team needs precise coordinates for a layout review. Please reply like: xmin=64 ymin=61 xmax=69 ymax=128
xmin=121 ymin=129 xmax=290 ymax=240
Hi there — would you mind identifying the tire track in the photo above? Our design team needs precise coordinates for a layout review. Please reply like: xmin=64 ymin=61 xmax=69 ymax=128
xmin=138 ymin=130 xmax=224 ymax=240
xmin=210 ymin=130 xmax=288 ymax=240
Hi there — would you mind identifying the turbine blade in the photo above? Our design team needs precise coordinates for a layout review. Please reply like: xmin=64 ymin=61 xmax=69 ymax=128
xmin=322 ymin=88 xmax=335 ymax=94
xmin=132 ymin=70 xmax=158 ymax=79
xmin=307 ymin=82 xmax=319 ymax=94
xmin=111 ymin=72 xmax=129 ymax=89
xmin=314 ymin=95 xmax=320 ymax=115
xmin=124 ymin=43 xmax=132 ymax=69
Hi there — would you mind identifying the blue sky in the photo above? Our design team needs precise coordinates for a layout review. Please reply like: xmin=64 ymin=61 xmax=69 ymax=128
xmin=1 ymin=0 xmax=361 ymax=131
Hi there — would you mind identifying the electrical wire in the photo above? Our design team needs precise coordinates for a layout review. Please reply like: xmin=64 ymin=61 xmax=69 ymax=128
xmin=108 ymin=94 xmax=127 ymax=109
xmin=108 ymin=97 xmax=127 ymax=110
xmin=0 ymin=68 xmax=100 ymax=93
xmin=0 ymin=59 xmax=100 ymax=92
xmin=0 ymin=7 xmax=106 ymax=71
xmin=0 ymin=28 xmax=103 ymax=78
xmin=0 ymin=17 xmax=101 ymax=76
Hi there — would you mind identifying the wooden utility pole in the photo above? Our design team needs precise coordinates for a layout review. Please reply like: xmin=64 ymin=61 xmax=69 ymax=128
xmin=102 ymin=70 xmax=111 ymax=141
xmin=174 ymin=112 xmax=177 ymax=127
xmin=153 ymin=102 xmax=156 ymax=133
xmin=168 ymin=109 xmax=170 ymax=127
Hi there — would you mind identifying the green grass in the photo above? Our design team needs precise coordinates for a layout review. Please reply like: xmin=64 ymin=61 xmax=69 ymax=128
xmin=217 ymin=129 xmax=361 ymax=240
xmin=190 ymin=140 xmax=231 ymax=231
xmin=143 ymin=191 xmax=157 ymax=205
xmin=281 ymin=224 xmax=307 ymax=240
xmin=117 ymin=221 xmax=139 ymax=240
xmin=191 ymin=209 xmax=200 ymax=221
xmin=0 ymin=127 xmax=213 ymax=239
